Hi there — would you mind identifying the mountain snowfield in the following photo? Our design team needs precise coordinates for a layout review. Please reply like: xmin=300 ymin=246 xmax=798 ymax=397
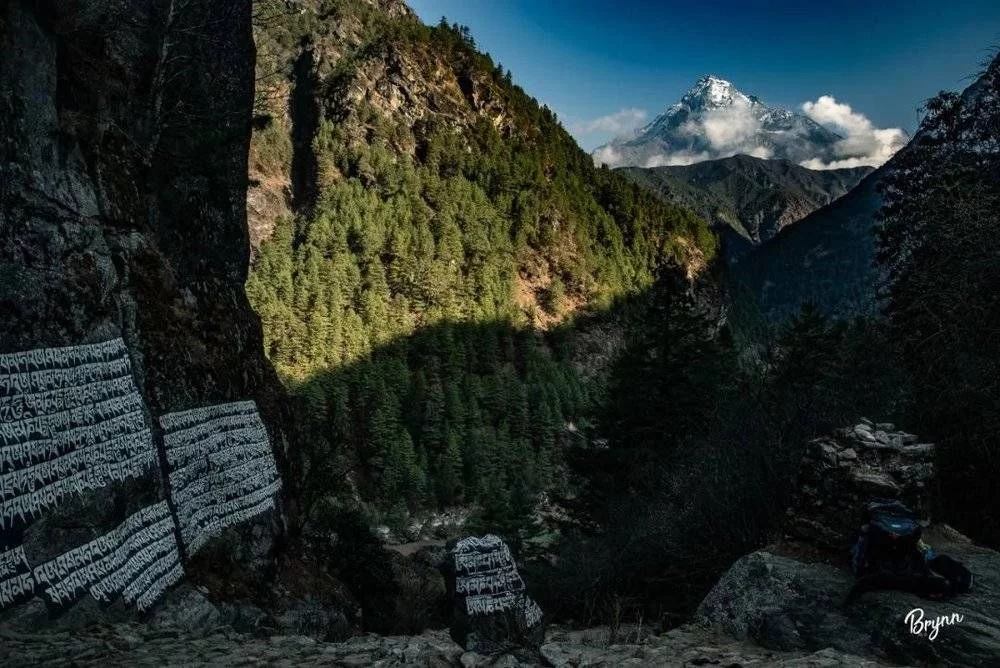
xmin=593 ymin=75 xmax=907 ymax=170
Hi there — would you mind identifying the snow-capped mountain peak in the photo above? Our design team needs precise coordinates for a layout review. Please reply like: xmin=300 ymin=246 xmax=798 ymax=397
xmin=593 ymin=76 xmax=843 ymax=169
xmin=680 ymin=75 xmax=752 ymax=110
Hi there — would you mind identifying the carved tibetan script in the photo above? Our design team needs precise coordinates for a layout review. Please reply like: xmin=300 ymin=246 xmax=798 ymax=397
xmin=0 ymin=339 xmax=157 ymax=532
xmin=32 ymin=501 xmax=184 ymax=612
xmin=0 ymin=545 xmax=35 ymax=609
xmin=160 ymin=401 xmax=281 ymax=556
xmin=453 ymin=534 xmax=543 ymax=627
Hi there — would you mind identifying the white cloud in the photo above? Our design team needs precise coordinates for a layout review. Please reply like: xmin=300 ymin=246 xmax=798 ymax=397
xmin=747 ymin=146 xmax=774 ymax=160
xmin=590 ymin=92 xmax=906 ymax=170
xmin=570 ymin=108 xmax=648 ymax=136
xmin=799 ymin=156 xmax=881 ymax=170
xmin=701 ymin=99 xmax=763 ymax=152
xmin=643 ymin=150 xmax=713 ymax=167
xmin=634 ymin=99 xmax=774 ymax=167
xmin=592 ymin=144 xmax=626 ymax=168
xmin=640 ymin=147 xmax=773 ymax=168
xmin=799 ymin=95 xmax=907 ymax=170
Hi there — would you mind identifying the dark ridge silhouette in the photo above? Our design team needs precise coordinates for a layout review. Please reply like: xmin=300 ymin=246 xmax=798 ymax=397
xmin=289 ymin=39 xmax=319 ymax=213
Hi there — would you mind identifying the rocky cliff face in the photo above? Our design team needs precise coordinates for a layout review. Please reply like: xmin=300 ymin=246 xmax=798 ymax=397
xmin=248 ymin=0 xmax=517 ymax=252
xmin=0 ymin=0 xmax=301 ymax=622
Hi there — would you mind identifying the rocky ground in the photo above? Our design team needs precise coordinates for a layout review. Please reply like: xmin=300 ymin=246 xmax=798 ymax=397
xmin=697 ymin=525 xmax=1000 ymax=667
xmin=3 ymin=417 xmax=995 ymax=666
xmin=0 ymin=622 xmax=889 ymax=667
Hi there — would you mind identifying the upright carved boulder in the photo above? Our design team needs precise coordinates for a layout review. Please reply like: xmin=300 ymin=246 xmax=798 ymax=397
xmin=446 ymin=535 xmax=545 ymax=656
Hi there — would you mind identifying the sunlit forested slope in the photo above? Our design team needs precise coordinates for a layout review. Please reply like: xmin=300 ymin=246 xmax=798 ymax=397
xmin=245 ymin=0 xmax=715 ymax=520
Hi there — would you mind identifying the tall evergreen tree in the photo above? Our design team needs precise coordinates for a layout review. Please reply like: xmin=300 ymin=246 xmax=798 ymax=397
xmin=876 ymin=56 xmax=1000 ymax=546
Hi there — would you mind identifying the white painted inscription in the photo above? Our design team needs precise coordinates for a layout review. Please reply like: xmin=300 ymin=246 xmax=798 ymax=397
xmin=453 ymin=534 xmax=542 ymax=627
xmin=0 ymin=339 xmax=157 ymax=530
xmin=0 ymin=546 xmax=35 ymax=608
xmin=160 ymin=401 xmax=281 ymax=555
xmin=454 ymin=565 xmax=524 ymax=595
xmin=135 ymin=560 xmax=184 ymax=612
xmin=32 ymin=501 xmax=183 ymax=611
xmin=523 ymin=598 xmax=543 ymax=627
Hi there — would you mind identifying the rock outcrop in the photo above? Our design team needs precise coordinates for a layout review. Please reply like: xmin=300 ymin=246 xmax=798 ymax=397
xmin=0 ymin=0 xmax=313 ymax=624
xmin=249 ymin=0 xmax=514 ymax=251
xmin=786 ymin=418 xmax=935 ymax=549
xmin=698 ymin=420 xmax=1000 ymax=667
xmin=697 ymin=526 xmax=1000 ymax=666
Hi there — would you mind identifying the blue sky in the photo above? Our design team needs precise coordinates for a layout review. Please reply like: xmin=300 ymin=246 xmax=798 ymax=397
xmin=408 ymin=0 xmax=1000 ymax=150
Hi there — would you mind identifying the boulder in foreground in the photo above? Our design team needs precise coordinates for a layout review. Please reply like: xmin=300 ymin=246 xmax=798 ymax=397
xmin=697 ymin=523 xmax=1000 ymax=665
xmin=446 ymin=535 xmax=545 ymax=658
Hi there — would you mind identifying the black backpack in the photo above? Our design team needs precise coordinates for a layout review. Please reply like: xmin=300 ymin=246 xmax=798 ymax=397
xmin=846 ymin=500 xmax=973 ymax=604
xmin=850 ymin=500 xmax=925 ymax=577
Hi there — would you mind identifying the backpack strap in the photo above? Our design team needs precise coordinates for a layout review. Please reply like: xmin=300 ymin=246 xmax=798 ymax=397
xmin=850 ymin=528 xmax=869 ymax=576
xmin=917 ymin=539 xmax=937 ymax=560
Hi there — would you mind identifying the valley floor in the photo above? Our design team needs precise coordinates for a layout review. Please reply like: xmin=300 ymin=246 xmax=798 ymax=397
xmin=0 ymin=623 xmax=888 ymax=667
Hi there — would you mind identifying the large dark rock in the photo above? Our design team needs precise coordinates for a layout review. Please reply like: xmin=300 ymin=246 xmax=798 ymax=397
xmin=0 ymin=1 xmax=282 ymax=428
xmin=0 ymin=0 xmax=315 ymax=625
xmin=697 ymin=526 xmax=1000 ymax=666
xmin=147 ymin=585 xmax=221 ymax=636
xmin=385 ymin=545 xmax=450 ymax=634
xmin=446 ymin=535 xmax=545 ymax=658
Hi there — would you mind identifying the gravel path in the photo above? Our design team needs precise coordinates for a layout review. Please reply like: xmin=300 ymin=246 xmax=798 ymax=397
xmin=0 ymin=623 xmax=894 ymax=667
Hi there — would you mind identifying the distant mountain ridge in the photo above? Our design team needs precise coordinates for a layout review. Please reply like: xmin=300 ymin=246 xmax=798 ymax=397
xmin=594 ymin=75 xmax=844 ymax=168
xmin=620 ymin=155 xmax=872 ymax=260
xmin=734 ymin=169 xmax=884 ymax=320
xmin=733 ymin=60 xmax=997 ymax=322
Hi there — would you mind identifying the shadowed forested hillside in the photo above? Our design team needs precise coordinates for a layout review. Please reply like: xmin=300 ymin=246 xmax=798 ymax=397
xmin=876 ymin=54 xmax=1000 ymax=546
